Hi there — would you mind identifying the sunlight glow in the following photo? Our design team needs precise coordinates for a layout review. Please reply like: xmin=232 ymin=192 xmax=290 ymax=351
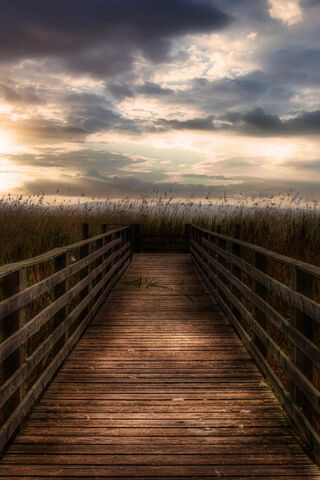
xmin=0 ymin=130 xmax=15 ymax=154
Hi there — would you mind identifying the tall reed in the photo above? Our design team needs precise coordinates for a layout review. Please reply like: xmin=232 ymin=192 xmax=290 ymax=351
xmin=0 ymin=192 xmax=319 ymax=266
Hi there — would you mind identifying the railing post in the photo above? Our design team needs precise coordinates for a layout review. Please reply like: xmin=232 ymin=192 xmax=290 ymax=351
xmin=290 ymin=267 xmax=314 ymax=428
xmin=1 ymin=268 xmax=26 ymax=421
xmin=130 ymin=225 xmax=134 ymax=260
xmin=216 ymin=225 xmax=228 ymax=302
xmin=53 ymin=252 xmax=70 ymax=349
xmin=81 ymin=223 xmax=89 ymax=241
xmin=92 ymin=225 xmax=105 ymax=291
xmin=111 ymin=228 xmax=122 ymax=279
xmin=253 ymin=252 xmax=267 ymax=357
xmin=133 ymin=224 xmax=140 ymax=253
xmin=184 ymin=224 xmax=191 ymax=252
xmin=80 ymin=223 xmax=90 ymax=317
xmin=230 ymin=224 xmax=242 ymax=319
xmin=100 ymin=223 xmax=107 ymax=265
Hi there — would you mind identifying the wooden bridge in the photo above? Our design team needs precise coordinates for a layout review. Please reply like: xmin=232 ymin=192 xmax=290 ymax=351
xmin=0 ymin=224 xmax=320 ymax=478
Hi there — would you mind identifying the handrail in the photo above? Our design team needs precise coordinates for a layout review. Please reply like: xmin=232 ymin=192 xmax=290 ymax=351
xmin=0 ymin=226 xmax=129 ymax=278
xmin=0 ymin=224 xmax=134 ymax=453
xmin=190 ymin=224 xmax=320 ymax=462
xmin=193 ymin=225 xmax=320 ymax=279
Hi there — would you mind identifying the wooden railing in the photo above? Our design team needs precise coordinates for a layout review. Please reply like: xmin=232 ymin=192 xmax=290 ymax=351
xmin=0 ymin=224 xmax=133 ymax=452
xmin=190 ymin=224 xmax=320 ymax=460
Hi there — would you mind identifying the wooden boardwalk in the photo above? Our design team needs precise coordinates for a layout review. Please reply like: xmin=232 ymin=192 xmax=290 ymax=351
xmin=0 ymin=254 xmax=319 ymax=479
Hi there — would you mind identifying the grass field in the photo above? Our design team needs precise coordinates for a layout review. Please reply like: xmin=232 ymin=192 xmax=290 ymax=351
xmin=0 ymin=192 xmax=319 ymax=267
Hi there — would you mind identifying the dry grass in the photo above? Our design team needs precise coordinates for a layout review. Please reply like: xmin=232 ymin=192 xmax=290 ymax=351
xmin=0 ymin=192 xmax=319 ymax=266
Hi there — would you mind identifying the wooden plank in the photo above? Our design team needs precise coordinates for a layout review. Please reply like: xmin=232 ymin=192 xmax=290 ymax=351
xmin=2 ymin=453 xmax=312 ymax=465
xmin=0 ymin=464 xmax=319 ymax=477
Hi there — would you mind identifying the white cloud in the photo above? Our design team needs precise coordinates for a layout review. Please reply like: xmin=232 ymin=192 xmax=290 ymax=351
xmin=268 ymin=0 xmax=303 ymax=26
xmin=247 ymin=32 xmax=257 ymax=40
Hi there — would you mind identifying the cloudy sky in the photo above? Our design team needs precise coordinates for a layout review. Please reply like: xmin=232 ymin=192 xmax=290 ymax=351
xmin=0 ymin=0 xmax=319 ymax=198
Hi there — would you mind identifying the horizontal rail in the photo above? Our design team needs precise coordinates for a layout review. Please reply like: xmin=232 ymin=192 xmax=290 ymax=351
xmin=0 ymin=241 xmax=130 ymax=364
xmin=192 ymin=241 xmax=320 ymax=370
xmin=192 ymin=243 xmax=320 ymax=414
xmin=0 ymin=237 xmax=123 ymax=321
xmin=0 ymin=224 xmax=133 ymax=453
xmin=192 ymin=254 xmax=320 ymax=462
xmin=190 ymin=224 xmax=320 ymax=462
xmin=0 ymin=246 xmax=130 ymax=409
xmin=201 ymin=237 xmax=320 ymax=322
xmin=193 ymin=225 xmax=320 ymax=279
xmin=0 ymin=226 xmax=128 ymax=279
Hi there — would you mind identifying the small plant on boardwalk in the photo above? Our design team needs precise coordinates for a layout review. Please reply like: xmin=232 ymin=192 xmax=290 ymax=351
xmin=123 ymin=276 xmax=168 ymax=290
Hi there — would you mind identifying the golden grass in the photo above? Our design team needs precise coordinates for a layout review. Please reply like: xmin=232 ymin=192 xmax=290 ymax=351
xmin=0 ymin=192 xmax=319 ymax=266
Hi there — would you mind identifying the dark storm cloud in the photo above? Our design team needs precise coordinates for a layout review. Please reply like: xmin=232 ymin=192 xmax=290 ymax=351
xmin=0 ymin=0 xmax=231 ymax=76
xmin=144 ymin=71 xmax=293 ymax=115
xmin=22 ymin=173 xmax=210 ymax=197
xmin=107 ymin=84 xmax=135 ymax=100
xmin=10 ymin=149 xmax=144 ymax=175
xmin=0 ymin=82 xmax=44 ymax=105
xmin=301 ymin=0 xmax=320 ymax=8
xmin=153 ymin=108 xmax=320 ymax=137
xmin=136 ymin=82 xmax=174 ymax=96
xmin=182 ymin=174 xmax=227 ymax=180
xmin=5 ymin=118 xmax=87 ymax=142
xmin=22 ymin=171 xmax=320 ymax=199
xmin=156 ymin=115 xmax=219 ymax=131
xmin=0 ymin=104 xmax=140 ymax=143
xmin=238 ymin=108 xmax=320 ymax=136
xmin=267 ymin=47 xmax=320 ymax=86
xmin=212 ymin=0 xmax=270 ymax=23
xmin=21 ymin=171 xmax=235 ymax=197
xmin=63 ymin=92 xmax=108 ymax=106
xmin=284 ymin=159 xmax=320 ymax=171
xmin=66 ymin=105 xmax=139 ymax=134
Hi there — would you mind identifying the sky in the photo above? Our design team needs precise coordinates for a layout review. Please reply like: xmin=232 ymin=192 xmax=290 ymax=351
xmin=0 ymin=0 xmax=320 ymax=198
